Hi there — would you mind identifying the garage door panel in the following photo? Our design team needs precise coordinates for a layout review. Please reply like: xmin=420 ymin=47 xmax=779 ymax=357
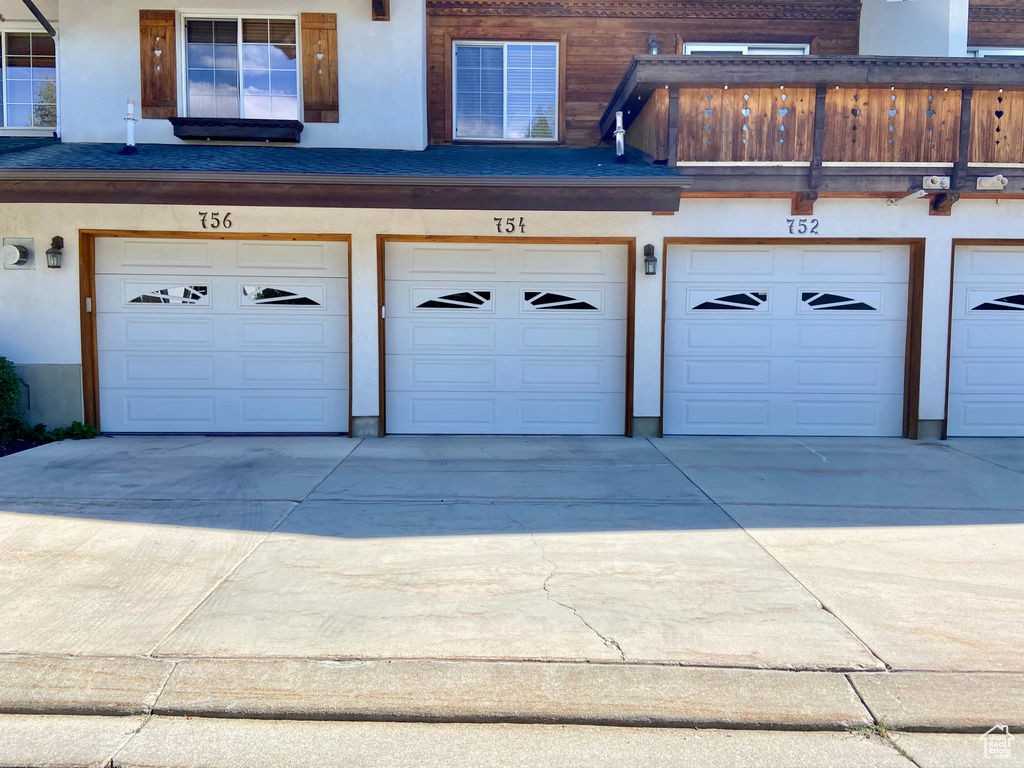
xmin=948 ymin=398 xmax=1024 ymax=436
xmin=98 ymin=239 xmax=348 ymax=278
xmin=665 ymin=356 xmax=902 ymax=393
xmin=100 ymin=389 xmax=347 ymax=433
xmin=664 ymin=243 xmax=909 ymax=436
xmin=385 ymin=242 xmax=628 ymax=435
xmin=387 ymin=355 xmax=623 ymax=392
xmin=386 ymin=392 xmax=624 ymax=435
xmin=100 ymin=351 xmax=347 ymax=391
xmin=96 ymin=237 xmax=349 ymax=433
xmin=950 ymin=359 xmax=1024 ymax=394
xmin=949 ymin=247 xmax=1024 ymax=436
xmin=665 ymin=393 xmax=903 ymax=436
xmin=99 ymin=315 xmax=347 ymax=354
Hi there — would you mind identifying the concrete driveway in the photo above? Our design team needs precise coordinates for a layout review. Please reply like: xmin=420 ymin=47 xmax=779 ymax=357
xmin=0 ymin=434 xmax=1020 ymax=673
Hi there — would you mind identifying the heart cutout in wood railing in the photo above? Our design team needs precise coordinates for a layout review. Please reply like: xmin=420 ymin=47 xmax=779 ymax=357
xmin=705 ymin=108 xmax=714 ymax=117
xmin=889 ymin=109 xmax=898 ymax=117
xmin=741 ymin=108 xmax=750 ymax=117
xmin=926 ymin=109 xmax=935 ymax=118
xmin=995 ymin=110 xmax=1004 ymax=119
xmin=778 ymin=108 xmax=788 ymax=116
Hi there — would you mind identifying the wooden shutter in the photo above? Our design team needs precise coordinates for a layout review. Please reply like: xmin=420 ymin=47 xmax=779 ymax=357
xmin=301 ymin=13 xmax=339 ymax=123
xmin=139 ymin=10 xmax=177 ymax=119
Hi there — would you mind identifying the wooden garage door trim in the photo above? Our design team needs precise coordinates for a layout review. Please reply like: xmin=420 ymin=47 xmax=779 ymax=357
xmin=78 ymin=230 xmax=354 ymax=434
xmin=376 ymin=235 xmax=637 ymax=437
xmin=659 ymin=237 xmax=925 ymax=439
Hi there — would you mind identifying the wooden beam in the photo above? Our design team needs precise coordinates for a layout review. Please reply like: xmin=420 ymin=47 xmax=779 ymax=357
xmin=952 ymin=88 xmax=973 ymax=191
xmin=0 ymin=179 xmax=684 ymax=212
xmin=667 ymin=87 xmax=679 ymax=169
xmin=791 ymin=192 xmax=818 ymax=216
xmin=930 ymin=191 xmax=960 ymax=216
xmin=808 ymin=84 xmax=828 ymax=191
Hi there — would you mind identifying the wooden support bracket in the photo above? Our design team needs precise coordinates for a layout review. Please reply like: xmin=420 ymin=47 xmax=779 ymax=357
xmin=791 ymin=191 xmax=818 ymax=216
xmin=930 ymin=192 xmax=960 ymax=216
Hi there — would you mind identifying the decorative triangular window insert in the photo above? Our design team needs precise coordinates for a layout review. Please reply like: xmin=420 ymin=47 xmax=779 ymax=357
xmin=801 ymin=292 xmax=877 ymax=311
xmin=692 ymin=291 xmax=767 ymax=310
xmin=972 ymin=293 xmax=1024 ymax=311
xmin=129 ymin=285 xmax=209 ymax=305
xmin=417 ymin=290 xmax=491 ymax=309
xmin=242 ymin=286 xmax=322 ymax=306
xmin=524 ymin=291 xmax=598 ymax=310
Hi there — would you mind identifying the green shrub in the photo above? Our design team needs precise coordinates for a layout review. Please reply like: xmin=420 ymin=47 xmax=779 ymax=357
xmin=0 ymin=356 xmax=20 ymax=420
xmin=0 ymin=358 xmax=98 ymax=448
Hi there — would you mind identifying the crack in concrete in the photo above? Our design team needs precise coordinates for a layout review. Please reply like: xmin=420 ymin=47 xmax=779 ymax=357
xmin=789 ymin=438 xmax=845 ymax=468
xmin=504 ymin=508 xmax=626 ymax=662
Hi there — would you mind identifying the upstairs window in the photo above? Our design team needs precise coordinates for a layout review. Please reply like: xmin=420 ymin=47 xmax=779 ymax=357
xmin=184 ymin=17 xmax=298 ymax=120
xmin=967 ymin=48 xmax=1024 ymax=58
xmin=453 ymin=41 xmax=558 ymax=141
xmin=683 ymin=43 xmax=810 ymax=56
xmin=0 ymin=32 xmax=57 ymax=129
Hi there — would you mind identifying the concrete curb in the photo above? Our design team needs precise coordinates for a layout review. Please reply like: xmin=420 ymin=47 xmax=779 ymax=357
xmin=0 ymin=656 xmax=1020 ymax=734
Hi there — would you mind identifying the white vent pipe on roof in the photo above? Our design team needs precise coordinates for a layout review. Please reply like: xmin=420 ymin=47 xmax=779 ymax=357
xmin=119 ymin=98 xmax=139 ymax=155
xmin=614 ymin=111 xmax=626 ymax=162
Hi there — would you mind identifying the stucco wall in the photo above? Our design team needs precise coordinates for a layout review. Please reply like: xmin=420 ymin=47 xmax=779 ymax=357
xmin=54 ymin=0 xmax=427 ymax=149
xmin=860 ymin=0 xmax=969 ymax=57
xmin=1 ymin=198 xmax=1021 ymax=426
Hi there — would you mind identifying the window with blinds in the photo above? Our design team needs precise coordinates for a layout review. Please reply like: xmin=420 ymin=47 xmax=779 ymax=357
xmin=453 ymin=41 xmax=558 ymax=141
xmin=0 ymin=32 xmax=57 ymax=129
xmin=184 ymin=17 xmax=298 ymax=120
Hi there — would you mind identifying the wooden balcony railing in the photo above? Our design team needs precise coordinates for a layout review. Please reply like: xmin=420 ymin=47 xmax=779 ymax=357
xmin=605 ymin=56 xmax=1024 ymax=202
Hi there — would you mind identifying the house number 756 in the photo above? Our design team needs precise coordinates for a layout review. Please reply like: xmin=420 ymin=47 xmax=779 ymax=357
xmin=199 ymin=211 xmax=233 ymax=230
xmin=494 ymin=216 xmax=525 ymax=234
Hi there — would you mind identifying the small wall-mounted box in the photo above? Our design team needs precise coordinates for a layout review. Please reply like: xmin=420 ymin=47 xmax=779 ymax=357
xmin=2 ymin=238 xmax=34 ymax=270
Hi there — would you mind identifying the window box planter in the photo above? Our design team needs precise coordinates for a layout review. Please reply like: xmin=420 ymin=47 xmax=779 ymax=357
xmin=169 ymin=117 xmax=303 ymax=143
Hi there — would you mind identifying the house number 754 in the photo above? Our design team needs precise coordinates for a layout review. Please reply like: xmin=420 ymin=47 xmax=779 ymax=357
xmin=494 ymin=216 xmax=525 ymax=234
xmin=199 ymin=211 xmax=233 ymax=230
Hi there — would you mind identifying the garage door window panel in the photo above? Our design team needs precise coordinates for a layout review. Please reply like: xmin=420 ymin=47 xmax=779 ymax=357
xmin=970 ymin=291 xmax=1024 ymax=312
xmin=690 ymin=291 xmax=769 ymax=311
xmin=240 ymin=284 xmax=324 ymax=307
xmin=127 ymin=284 xmax=210 ymax=306
xmin=416 ymin=290 xmax=493 ymax=310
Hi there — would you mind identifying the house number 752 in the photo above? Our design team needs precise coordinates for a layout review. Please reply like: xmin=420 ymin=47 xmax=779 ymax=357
xmin=494 ymin=216 xmax=525 ymax=234
xmin=199 ymin=211 xmax=233 ymax=230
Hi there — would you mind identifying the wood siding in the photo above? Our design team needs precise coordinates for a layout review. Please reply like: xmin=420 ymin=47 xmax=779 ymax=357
xmin=823 ymin=88 xmax=962 ymax=164
xmin=969 ymin=1 xmax=1024 ymax=47
xmin=678 ymin=87 xmax=815 ymax=163
xmin=970 ymin=89 xmax=1024 ymax=163
xmin=427 ymin=4 xmax=859 ymax=145
xmin=625 ymin=87 xmax=668 ymax=162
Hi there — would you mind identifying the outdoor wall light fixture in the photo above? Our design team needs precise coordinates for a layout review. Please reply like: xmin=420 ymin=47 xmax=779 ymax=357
xmin=643 ymin=244 xmax=658 ymax=275
xmin=45 ymin=236 xmax=64 ymax=269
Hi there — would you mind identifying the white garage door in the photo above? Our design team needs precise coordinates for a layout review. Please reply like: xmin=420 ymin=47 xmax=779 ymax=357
xmin=949 ymin=245 xmax=1024 ymax=436
xmin=664 ymin=243 xmax=909 ymax=436
xmin=384 ymin=241 xmax=628 ymax=434
xmin=96 ymin=237 xmax=349 ymax=433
